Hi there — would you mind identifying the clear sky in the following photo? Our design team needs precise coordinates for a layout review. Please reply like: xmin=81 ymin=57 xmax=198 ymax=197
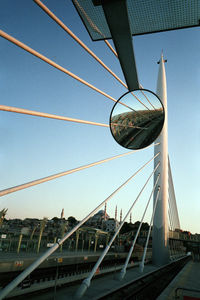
xmin=0 ymin=0 xmax=200 ymax=234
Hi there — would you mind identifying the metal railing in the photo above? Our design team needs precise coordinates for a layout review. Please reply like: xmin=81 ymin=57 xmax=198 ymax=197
xmin=175 ymin=287 xmax=200 ymax=299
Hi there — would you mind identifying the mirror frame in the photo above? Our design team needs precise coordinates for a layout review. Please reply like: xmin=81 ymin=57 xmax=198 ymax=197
xmin=109 ymin=88 xmax=165 ymax=150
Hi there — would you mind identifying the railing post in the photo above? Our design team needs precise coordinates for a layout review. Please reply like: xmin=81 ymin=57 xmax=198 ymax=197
xmin=17 ymin=234 xmax=23 ymax=254
xmin=75 ymin=230 xmax=80 ymax=252
xmin=88 ymin=234 xmax=92 ymax=252
xmin=94 ymin=233 xmax=99 ymax=253
xmin=152 ymin=53 xmax=170 ymax=265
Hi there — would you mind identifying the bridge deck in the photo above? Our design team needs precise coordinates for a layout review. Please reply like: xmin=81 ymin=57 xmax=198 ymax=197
xmin=22 ymin=264 xmax=157 ymax=300
xmin=0 ymin=251 xmax=106 ymax=261
xmin=157 ymin=260 xmax=200 ymax=299
xmin=0 ymin=251 xmax=127 ymax=273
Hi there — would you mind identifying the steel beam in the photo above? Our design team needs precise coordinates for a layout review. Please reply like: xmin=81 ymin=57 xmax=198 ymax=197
xmin=102 ymin=0 xmax=139 ymax=91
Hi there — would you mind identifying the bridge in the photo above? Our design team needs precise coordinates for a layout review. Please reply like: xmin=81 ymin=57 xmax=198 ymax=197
xmin=0 ymin=0 xmax=200 ymax=299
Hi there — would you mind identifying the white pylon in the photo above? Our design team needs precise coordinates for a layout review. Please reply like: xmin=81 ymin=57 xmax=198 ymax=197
xmin=152 ymin=52 xmax=169 ymax=265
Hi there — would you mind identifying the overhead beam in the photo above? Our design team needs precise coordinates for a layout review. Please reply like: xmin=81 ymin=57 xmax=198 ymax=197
xmin=101 ymin=0 xmax=139 ymax=91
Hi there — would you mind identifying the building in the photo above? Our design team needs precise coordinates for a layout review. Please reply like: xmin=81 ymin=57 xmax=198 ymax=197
xmin=103 ymin=218 xmax=119 ymax=233
xmin=86 ymin=210 xmax=110 ymax=228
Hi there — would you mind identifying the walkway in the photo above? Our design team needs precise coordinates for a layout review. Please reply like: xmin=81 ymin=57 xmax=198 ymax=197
xmin=157 ymin=259 xmax=200 ymax=299
xmin=22 ymin=264 xmax=157 ymax=300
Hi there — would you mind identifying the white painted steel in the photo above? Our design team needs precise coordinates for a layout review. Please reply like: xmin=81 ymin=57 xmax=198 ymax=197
xmin=0 ymin=155 xmax=158 ymax=299
xmin=0 ymin=105 xmax=108 ymax=127
xmin=140 ymin=187 xmax=160 ymax=273
xmin=0 ymin=151 xmax=139 ymax=197
xmin=119 ymin=173 xmax=160 ymax=280
xmin=0 ymin=144 xmax=159 ymax=198
xmin=75 ymin=161 xmax=160 ymax=299
xmin=3 ymin=262 xmax=138 ymax=298
xmin=34 ymin=0 xmax=127 ymax=88
xmin=0 ymin=30 xmax=151 ymax=113
xmin=168 ymin=157 xmax=180 ymax=229
xmin=0 ymin=243 xmax=59 ymax=300
xmin=152 ymin=53 xmax=169 ymax=265
xmin=0 ymin=30 xmax=116 ymax=103
xmin=34 ymin=1 xmax=152 ymax=110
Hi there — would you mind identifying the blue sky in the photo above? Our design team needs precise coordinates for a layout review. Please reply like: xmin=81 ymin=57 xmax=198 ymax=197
xmin=0 ymin=0 xmax=200 ymax=234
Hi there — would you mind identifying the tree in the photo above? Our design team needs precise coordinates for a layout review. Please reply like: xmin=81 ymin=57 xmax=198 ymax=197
xmin=121 ymin=222 xmax=133 ymax=234
xmin=141 ymin=222 xmax=150 ymax=230
xmin=52 ymin=217 xmax=59 ymax=223
xmin=67 ymin=216 xmax=77 ymax=226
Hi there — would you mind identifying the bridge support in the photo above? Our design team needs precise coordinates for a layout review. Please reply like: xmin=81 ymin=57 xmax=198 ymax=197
xmin=102 ymin=0 xmax=139 ymax=90
xmin=152 ymin=53 xmax=170 ymax=266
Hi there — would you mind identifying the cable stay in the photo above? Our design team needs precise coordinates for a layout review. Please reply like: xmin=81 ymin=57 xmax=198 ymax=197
xmin=104 ymin=39 xmax=118 ymax=57
xmin=0 ymin=104 xmax=150 ymax=132
xmin=168 ymin=223 xmax=176 ymax=258
xmin=168 ymin=163 xmax=180 ymax=232
xmin=118 ymin=172 xmax=160 ymax=280
xmin=0 ymin=153 xmax=160 ymax=299
xmin=168 ymin=204 xmax=174 ymax=231
xmin=34 ymin=0 xmax=155 ymax=112
xmin=73 ymin=3 xmax=156 ymax=111
xmin=139 ymin=85 xmax=157 ymax=110
xmin=168 ymin=158 xmax=180 ymax=229
xmin=73 ymin=0 xmax=106 ymax=39
xmin=0 ymin=30 xmax=155 ymax=121
xmin=0 ymin=105 xmax=108 ymax=127
xmin=0 ymin=30 xmax=116 ymax=103
xmin=34 ymin=0 xmax=127 ymax=89
xmin=0 ymin=151 xmax=135 ymax=197
xmin=168 ymin=206 xmax=178 ymax=258
xmin=139 ymin=187 xmax=160 ymax=273
xmin=0 ymin=144 xmax=159 ymax=198
xmin=75 ymin=161 xmax=160 ymax=298
xmin=168 ymin=195 xmax=174 ymax=230
xmin=72 ymin=0 xmax=118 ymax=57
xmin=168 ymin=195 xmax=176 ymax=231
xmin=70 ymin=2 xmax=156 ymax=111
xmin=130 ymin=90 xmax=152 ymax=111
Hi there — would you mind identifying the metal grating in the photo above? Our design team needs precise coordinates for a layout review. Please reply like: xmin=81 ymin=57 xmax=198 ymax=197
xmin=72 ymin=0 xmax=200 ymax=41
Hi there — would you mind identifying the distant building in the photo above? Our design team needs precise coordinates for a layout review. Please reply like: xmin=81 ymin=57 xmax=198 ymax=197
xmin=61 ymin=208 xmax=64 ymax=219
xmin=120 ymin=209 xmax=122 ymax=223
xmin=104 ymin=218 xmax=119 ymax=233
xmin=86 ymin=210 xmax=109 ymax=228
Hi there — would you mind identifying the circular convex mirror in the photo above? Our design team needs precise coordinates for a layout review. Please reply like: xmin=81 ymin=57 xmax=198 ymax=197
xmin=109 ymin=89 xmax=165 ymax=150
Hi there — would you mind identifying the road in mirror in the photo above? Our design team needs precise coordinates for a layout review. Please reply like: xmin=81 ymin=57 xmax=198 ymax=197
xmin=110 ymin=89 xmax=165 ymax=150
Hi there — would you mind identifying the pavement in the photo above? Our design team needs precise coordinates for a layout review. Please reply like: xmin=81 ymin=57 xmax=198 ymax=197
xmin=157 ymin=259 xmax=200 ymax=299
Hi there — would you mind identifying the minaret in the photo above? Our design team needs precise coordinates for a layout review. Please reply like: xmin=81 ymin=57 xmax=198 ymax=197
xmin=115 ymin=205 xmax=117 ymax=221
xmin=120 ymin=209 xmax=122 ymax=223
xmin=130 ymin=213 xmax=132 ymax=224
xmin=61 ymin=208 xmax=64 ymax=219
xmin=104 ymin=202 xmax=107 ymax=220
xmin=152 ymin=52 xmax=169 ymax=265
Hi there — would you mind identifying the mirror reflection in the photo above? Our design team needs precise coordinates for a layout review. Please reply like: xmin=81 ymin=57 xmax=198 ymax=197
xmin=110 ymin=89 xmax=165 ymax=150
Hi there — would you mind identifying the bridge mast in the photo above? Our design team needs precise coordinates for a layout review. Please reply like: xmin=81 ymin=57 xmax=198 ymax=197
xmin=152 ymin=53 xmax=169 ymax=265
